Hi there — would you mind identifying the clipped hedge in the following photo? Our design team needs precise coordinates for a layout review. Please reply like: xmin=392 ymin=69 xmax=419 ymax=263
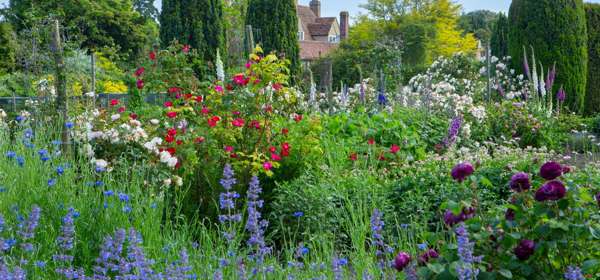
xmin=508 ymin=0 xmax=588 ymax=113
xmin=585 ymin=4 xmax=600 ymax=115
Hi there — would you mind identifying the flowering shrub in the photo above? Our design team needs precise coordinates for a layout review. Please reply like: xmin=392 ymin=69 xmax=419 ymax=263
xmin=421 ymin=161 xmax=600 ymax=279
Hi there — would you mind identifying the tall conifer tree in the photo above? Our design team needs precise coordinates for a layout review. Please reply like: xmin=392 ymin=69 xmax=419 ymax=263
xmin=508 ymin=0 xmax=588 ymax=113
xmin=246 ymin=0 xmax=300 ymax=78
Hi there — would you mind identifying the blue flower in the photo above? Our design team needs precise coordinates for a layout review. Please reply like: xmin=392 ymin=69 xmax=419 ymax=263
xmin=122 ymin=205 xmax=132 ymax=213
xmin=118 ymin=193 xmax=129 ymax=202
xmin=52 ymin=140 xmax=62 ymax=146
xmin=293 ymin=211 xmax=304 ymax=218
xmin=35 ymin=261 xmax=46 ymax=268
xmin=6 ymin=151 xmax=16 ymax=159
xmin=0 ymin=186 xmax=6 ymax=193
xmin=65 ymin=122 xmax=74 ymax=129
xmin=418 ymin=243 xmax=428 ymax=250
xmin=48 ymin=179 xmax=57 ymax=187
xmin=103 ymin=190 xmax=114 ymax=197
xmin=16 ymin=156 xmax=25 ymax=167
xmin=300 ymin=246 xmax=309 ymax=255
xmin=56 ymin=166 xmax=65 ymax=176
xmin=15 ymin=115 xmax=24 ymax=122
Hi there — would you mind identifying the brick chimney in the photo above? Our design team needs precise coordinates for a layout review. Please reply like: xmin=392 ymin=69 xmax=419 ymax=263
xmin=340 ymin=11 xmax=349 ymax=40
xmin=309 ymin=0 xmax=321 ymax=17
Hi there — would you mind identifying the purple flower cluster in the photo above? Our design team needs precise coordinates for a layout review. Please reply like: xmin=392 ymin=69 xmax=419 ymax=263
xmin=443 ymin=116 xmax=463 ymax=148
xmin=514 ymin=239 xmax=535 ymax=261
xmin=54 ymin=208 xmax=78 ymax=278
xmin=245 ymin=176 xmax=271 ymax=260
xmin=509 ymin=172 xmax=531 ymax=192
xmin=218 ymin=164 xmax=242 ymax=242
xmin=444 ymin=207 xmax=475 ymax=226
xmin=18 ymin=206 xmax=41 ymax=252
xmin=564 ymin=266 xmax=585 ymax=280
xmin=455 ymin=224 xmax=481 ymax=280
xmin=370 ymin=209 xmax=393 ymax=269
xmin=451 ymin=162 xmax=475 ymax=182
xmin=393 ymin=252 xmax=411 ymax=271
xmin=535 ymin=162 xmax=567 ymax=202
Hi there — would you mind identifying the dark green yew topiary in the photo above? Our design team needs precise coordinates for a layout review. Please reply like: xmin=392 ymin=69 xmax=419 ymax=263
xmin=508 ymin=0 xmax=588 ymax=113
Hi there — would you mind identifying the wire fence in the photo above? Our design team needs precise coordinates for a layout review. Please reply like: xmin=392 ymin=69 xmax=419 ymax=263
xmin=0 ymin=93 xmax=168 ymax=113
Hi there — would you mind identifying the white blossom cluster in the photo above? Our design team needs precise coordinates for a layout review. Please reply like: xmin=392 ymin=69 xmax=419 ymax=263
xmin=401 ymin=54 xmax=485 ymax=122
xmin=480 ymin=56 xmax=530 ymax=100
xmin=301 ymin=79 xmax=378 ymax=114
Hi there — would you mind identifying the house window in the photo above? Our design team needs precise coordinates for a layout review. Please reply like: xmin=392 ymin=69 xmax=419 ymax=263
xmin=328 ymin=35 xmax=339 ymax=43
xmin=298 ymin=31 xmax=304 ymax=41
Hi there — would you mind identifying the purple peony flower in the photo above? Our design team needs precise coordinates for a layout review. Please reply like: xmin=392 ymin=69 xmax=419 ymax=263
xmin=540 ymin=162 xmax=563 ymax=180
xmin=451 ymin=162 xmax=475 ymax=182
xmin=510 ymin=172 xmax=531 ymax=192
xmin=535 ymin=180 xmax=567 ymax=202
xmin=417 ymin=249 xmax=439 ymax=265
xmin=393 ymin=252 xmax=411 ymax=271
xmin=514 ymin=239 xmax=535 ymax=261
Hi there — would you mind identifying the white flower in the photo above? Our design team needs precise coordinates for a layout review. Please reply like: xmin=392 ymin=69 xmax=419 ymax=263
xmin=163 ymin=178 xmax=172 ymax=186
xmin=111 ymin=114 xmax=121 ymax=121
xmin=0 ymin=109 xmax=6 ymax=119
xmin=174 ymin=176 xmax=183 ymax=187
xmin=83 ymin=144 xmax=95 ymax=158
xmin=166 ymin=157 xmax=178 ymax=168
xmin=150 ymin=119 xmax=160 ymax=125
xmin=95 ymin=159 xmax=108 ymax=169
xmin=159 ymin=151 xmax=171 ymax=163
xmin=84 ymin=91 xmax=95 ymax=98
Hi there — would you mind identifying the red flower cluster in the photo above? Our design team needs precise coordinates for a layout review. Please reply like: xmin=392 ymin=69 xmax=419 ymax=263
xmin=208 ymin=116 xmax=221 ymax=127
xmin=233 ymin=74 xmax=250 ymax=86
xmin=232 ymin=118 xmax=245 ymax=127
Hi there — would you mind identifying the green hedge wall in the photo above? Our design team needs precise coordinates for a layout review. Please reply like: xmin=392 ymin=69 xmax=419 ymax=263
xmin=508 ymin=0 xmax=588 ymax=113
xmin=585 ymin=4 xmax=600 ymax=115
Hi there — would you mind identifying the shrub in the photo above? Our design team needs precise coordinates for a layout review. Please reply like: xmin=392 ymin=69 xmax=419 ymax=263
xmin=508 ymin=0 xmax=588 ymax=113
xmin=585 ymin=4 xmax=600 ymax=115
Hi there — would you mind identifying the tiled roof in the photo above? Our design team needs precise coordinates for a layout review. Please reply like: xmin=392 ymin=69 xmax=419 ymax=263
xmin=299 ymin=41 xmax=338 ymax=61
xmin=297 ymin=5 xmax=316 ymax=40
xmin=308 ymin=17 xmax=335 ymax=36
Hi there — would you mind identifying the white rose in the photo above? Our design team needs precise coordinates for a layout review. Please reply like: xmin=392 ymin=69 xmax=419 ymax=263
xmin=111 ymin=114 xmax=121 ymax=121
xmin=159 ymin=151 xmax=171 ymax=163
xmin=166 ymin=157 xmax=178 ymax=168
xmin=95 ymin=159 xmax=108 ymax=169
xmin=150 ymin=119 xmax=160 ymax=125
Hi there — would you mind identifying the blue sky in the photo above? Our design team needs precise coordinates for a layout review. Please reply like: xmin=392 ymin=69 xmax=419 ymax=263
xmin=2 ymin=0 xmax=600 ymax=21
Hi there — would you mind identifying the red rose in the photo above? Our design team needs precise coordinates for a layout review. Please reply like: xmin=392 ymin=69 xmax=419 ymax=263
xmin=194 ymin=137 xmax=205 ymax=144
xmin=294 ymin=114 xmax=303 ymax=123
xmin=136 ymin=80 xmax=144 ymax=89
xmin=182 ymin=45 xmax=190 ymax=54
xmin=110 ymin=99 xmax=119 ymax=106
xmin=232 ymin=118 xmax=245 ymax=127
xmin=167 ymin=128 xmax=177 ymax=136
xmin=349 ymin=153 xmax=358 ymax=161
xmin=164 ymin=101 xmax=173 ymax=108
xmin=149 ymin=51 xmax=156 ymax=60
xmin=117 ymin=106 xmax=126 ymax=113
xmin=390 ymin=144 xmax=400 ymax=154
xmin=134 ymin=67 xmax=145 ymax=77
xmin=166 ymin=111 xmax=177 ymax=118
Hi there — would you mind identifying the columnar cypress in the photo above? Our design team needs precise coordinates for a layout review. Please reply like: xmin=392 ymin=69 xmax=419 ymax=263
xmin=508 ymin=0 xmax=588 ymax=113
xmin=585 ymin=4 xmax=600 ymax=115
xmin=159 ymin=0 xmax=185 ymax=46
xmin=160 ymin=0 xmax=225 ymax=64
xmin=490 ymin=13 xmax=509 ymax=58
xmin=246 ymin=0 xmax=300 ymax=78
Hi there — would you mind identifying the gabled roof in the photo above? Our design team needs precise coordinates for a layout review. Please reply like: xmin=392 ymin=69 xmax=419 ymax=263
xmin=297 ymin=5 xmax=317 ymax=40
xmin=308 ymin=17 xmax=336 ymax=36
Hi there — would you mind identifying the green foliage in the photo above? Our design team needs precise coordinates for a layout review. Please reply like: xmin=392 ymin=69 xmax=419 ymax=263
xmin=0 ymin=21 xmax=17 ymax=75
xmin=7 ymin=0 xmax=158 ymax=64
xmin=246 ymin=0 xmax=300 ymax=79
xmin=585 ymin=4 xmax=600 ymax=116
xmin=159 ymin=0 xmax=226 ymax=67
xmin=458 ymin=10 xmax=498 ymax=43
xmin=133 ymin=0 xmax=159 ymax=21
xmin=508 ymin=0 xmax=588 ymax=113
xmin=490 ymin=13 xmax=509 ymax=58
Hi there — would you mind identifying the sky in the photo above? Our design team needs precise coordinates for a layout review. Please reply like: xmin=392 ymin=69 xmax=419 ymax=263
xmin=2 ymin=0 xmax=600 ymax=21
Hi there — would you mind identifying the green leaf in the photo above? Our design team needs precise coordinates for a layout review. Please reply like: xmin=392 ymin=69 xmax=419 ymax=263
xmin=426 ymin=263 xmax=445 ymax=274
xmin=582 ymin=259 xmax=599 ymax=273
xmin=498 ymin=269 xmax=513 ymax=279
